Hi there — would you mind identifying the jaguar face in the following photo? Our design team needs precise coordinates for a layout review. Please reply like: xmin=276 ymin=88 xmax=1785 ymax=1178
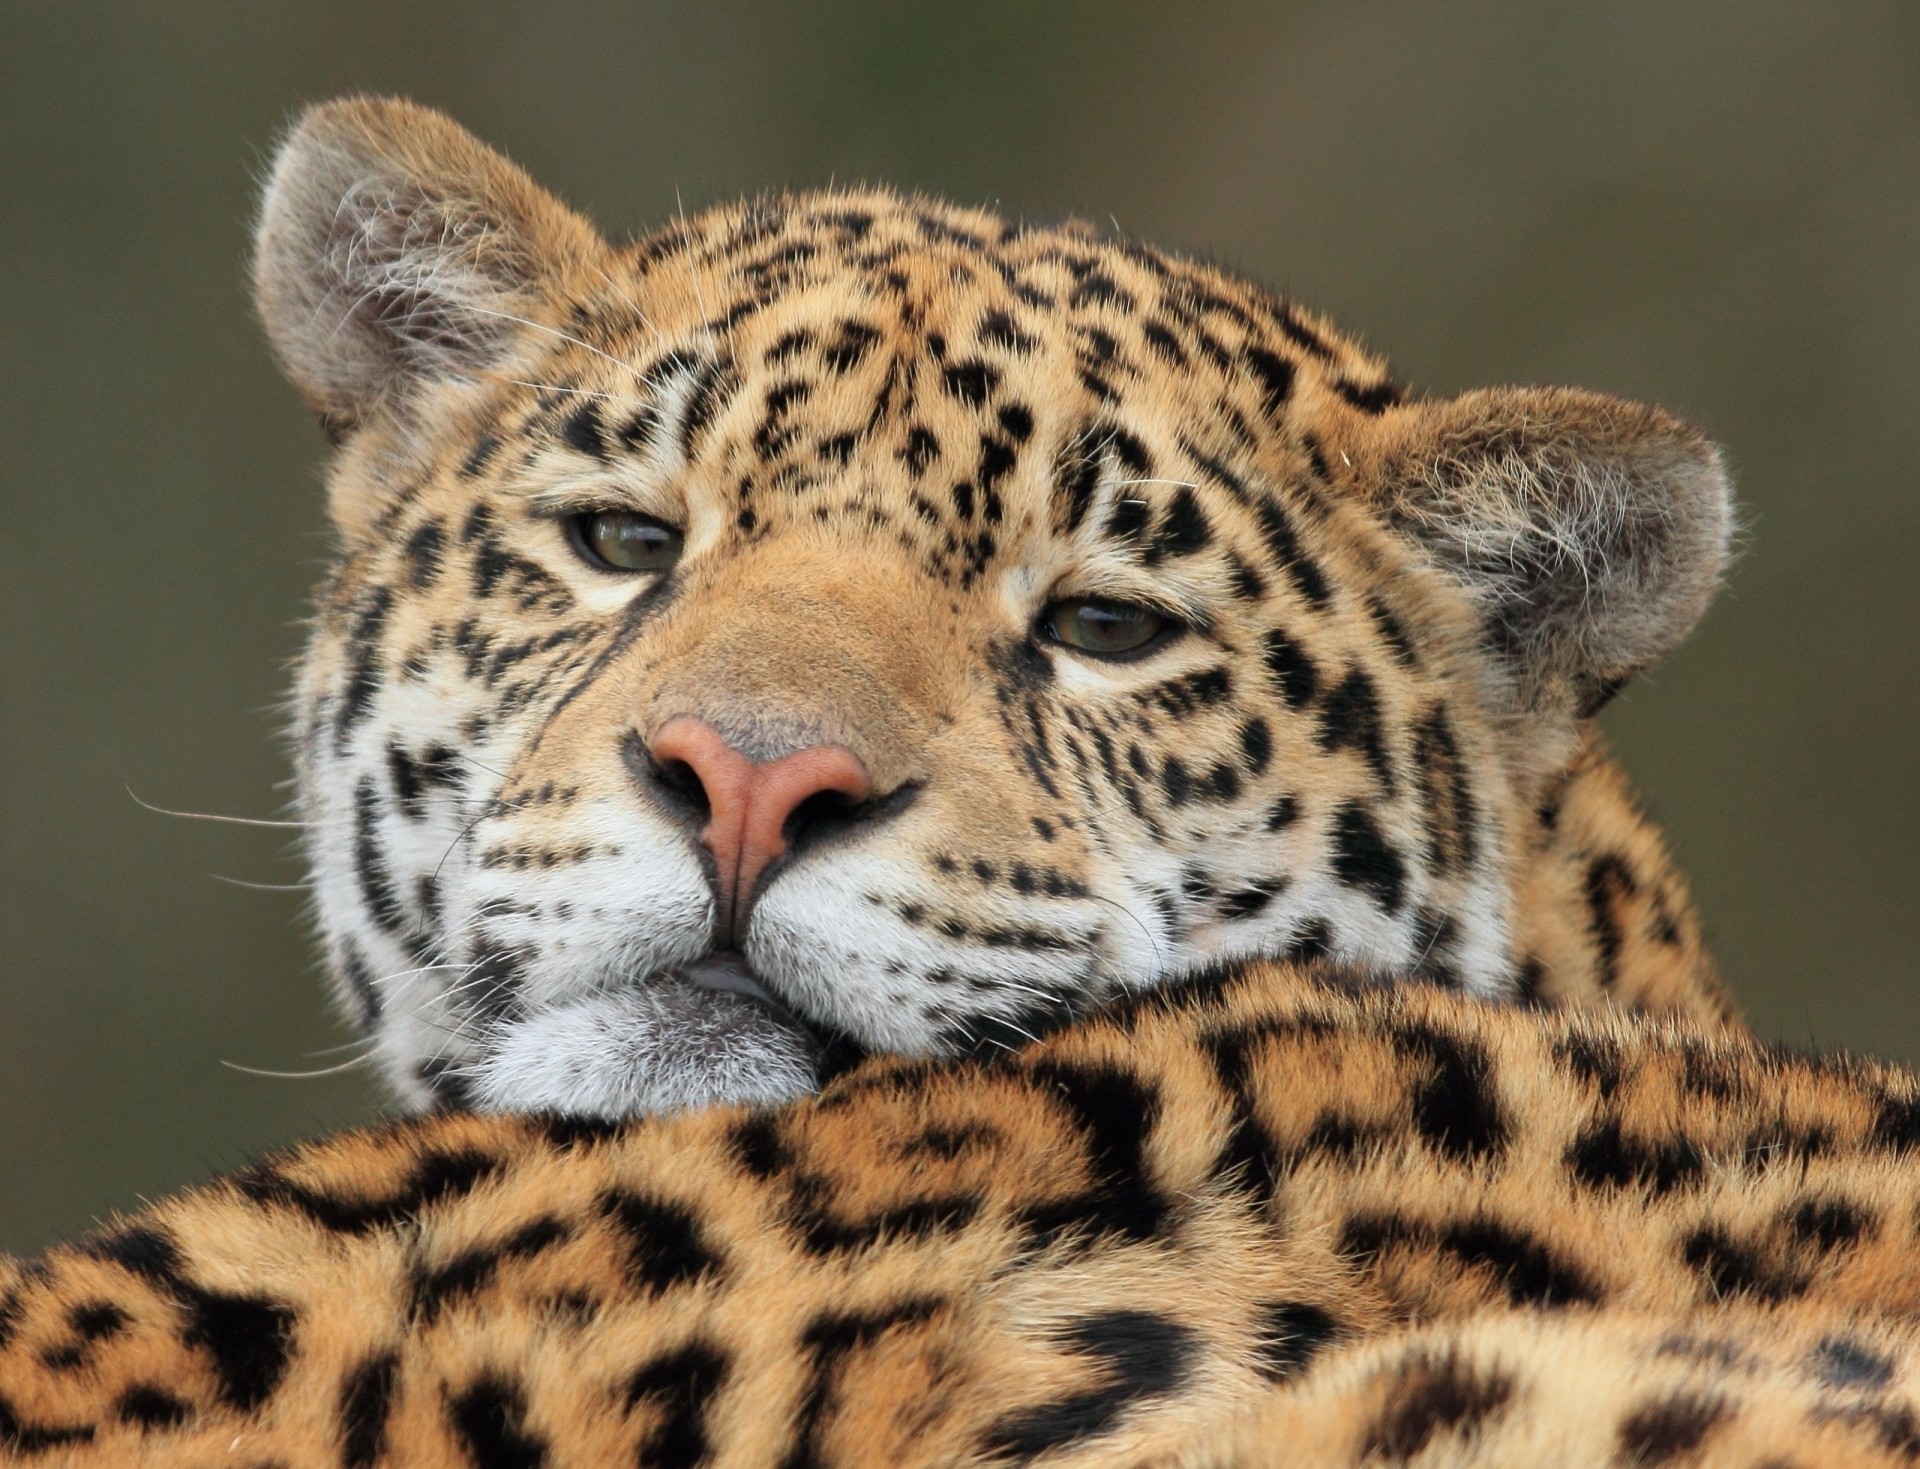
xmin=256 ymin=99 xmax=1730 ymax=1116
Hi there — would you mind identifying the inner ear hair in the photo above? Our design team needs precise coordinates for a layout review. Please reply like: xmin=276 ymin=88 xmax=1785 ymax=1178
xmin=252 ymin=95 xmax=602 ymax=432
xmin=1349 ymin=386 xmax=1733 ymax=716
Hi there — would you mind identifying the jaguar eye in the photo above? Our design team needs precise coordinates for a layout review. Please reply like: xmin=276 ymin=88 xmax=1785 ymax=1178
xmin=1041 ymin=597 xmax=1172 ymax=658
xmin=569 ymin=510 xmax=684 ymax=573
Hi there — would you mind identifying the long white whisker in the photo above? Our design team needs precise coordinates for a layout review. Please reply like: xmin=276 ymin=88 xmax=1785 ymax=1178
xmin=496 ymin=377 xmax=621 ymax=403
xmin=209 ymin=875 xmax=311 ymax=893
xmin=128 ymin=788 xmax=307 ymax=829
xmin=220 ymin=1054 xmax=373 ymax=1080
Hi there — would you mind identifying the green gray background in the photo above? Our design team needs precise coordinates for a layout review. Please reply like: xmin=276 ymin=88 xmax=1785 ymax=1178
xmin=3 ymin=2 xmax=1915 ymax=1251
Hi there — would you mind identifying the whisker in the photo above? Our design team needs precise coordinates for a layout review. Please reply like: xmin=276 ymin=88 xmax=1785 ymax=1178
xmin=496 ymin=376 xmax=622 ymax=403
xmin=220 ymin=1054 xmax=373 ymax=1081
xmin=128 ymin=788 xmax=307 ymax=829
xmin=209 ymin=874 xmax=311 ymax=893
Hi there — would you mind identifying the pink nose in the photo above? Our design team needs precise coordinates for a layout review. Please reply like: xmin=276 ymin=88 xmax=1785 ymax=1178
xmin=648 ymin=715 xmax=873 ymax=939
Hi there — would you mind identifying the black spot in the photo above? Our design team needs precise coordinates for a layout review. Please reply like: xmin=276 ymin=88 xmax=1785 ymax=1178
xmin=1055 ymin=429 xmax=1104 ymax=532
xmin=1566 ymin=1120 xmax=1704 ymax=1196
xmin=792 ymin=1192 xmax=984 ymax=1255
xmin=1680 ymin=1225 xmax=1806 ymax=1302
xmin=624 ymin=1341 xmax=730 ymax=1469
xmin=339 ymin=1351 xmax=398 ymax=1468
xmin=978 ymin=435 xmax=1018 ymax=496
xmin=1812 ymin=1336 xmax=1897 ymax=1391
xmin=1239 ymin=718 xmax=1273 ymax=776
xmin=1361 ymin=1353 xmax=1515 ymax=1459
xmin=389 ymin=741 xmax=461 ymax=819
xmin=1333 ymin=377 xmax=1403 ymax=414
xmin=979 ymin=308 xmax=1039 ymax=354
xmin=825 ymin=321 xmax=880 ymax=372
xmin=1142 ymin=319 xmax=1187 ymax=364
xmin=1342 ymin=1213 xmax=1599 ymax=1307
xmin=1285 ymin=917 xmax=1333 ymax=961
xmin=448 ymin=1374 xmax=546 ymax=1469
xmin=602 ymin=1190 xmax=725 ymax=1293
xmin=1412 ymin=706 xmax=1477 ymax=872
xmin=336 ymin=587 xmax=393 ymax=743
xmin=1252 ymin=1301 xmax=1342 ymax=1380
xmin=460 ymin=433 xmax=501 ymax=478
xmin=1394 ymin=1021 xmax=1508 ymax=1161
xmin=679 ymin=357 xmax=735 ymax=453
xmin=1328 ymin=802 xmax=1406 ymax=913
xmin=403 ymin=518 xmax=446 ymax=589
xmin=997 ymin=403 xmax=1035 ymax=441
xmin=1265 ymin=793 xmax=1300 ymax=831
xmin=352 ymin=777 xmax=408 ymax=935
xmin=1253 ymin=496 xmax=1330 ymax=607
xmin=1241 ymin=345 xmax=1296 ymax=419
xmin=1617 ymin=1393 xmax=1727 ymax=1464
xmin=981 ymin=1310 xmax=1195 ymax=1461
xmin=779 ymin=1298 xmax=944 ymax=1469
xmin=559 ymin=400 xmax=606 ymax=458
xmin=81 ymin=1225 xmax=185 ymax=1284
xmin=1104 ymin=494 xmax=1149 ymax=544
xmin=729 ymin=1115 xmax=795 ymax=1179
xmin=1555 ymin=1033 xmax=1623 ymax=1097
xmin=942 ymin=359 xmax=998 ymax=406
xmin=67 ymin=1300 xmax=127 ymax=1342
xmin=1018 ymin=1061 xmax=1168 ymax=1246
xmin=1317 ymin=669 xmax=1395 ymax=793
xmin=1220 ymin=878 xmax=1287 ymax=920
xmin=1786 ymin=1196 xmax=1874 ymax=1252
xmin=412 ymin=1216 xmax=573 ymax=1320
xmin=184 ymin=1290 xmax=296 ymax=1410
xmin=1584 ymin=853 xmax=1637 ymax=989
xmin=1160 ymin=756 xmax=1193 ymax=807
xmin=116 ymin=1384 xmax=190 ymax=1430
xmin=1151 ymin=488 xmax=1212 ymax=558
xmin=235 ymin=1146 xmax=503 ymax=1235
xmin=1262 ymin=627 xmax=1320 ymax=708
xmin=901 ymin=425 xmax=939 ymax=476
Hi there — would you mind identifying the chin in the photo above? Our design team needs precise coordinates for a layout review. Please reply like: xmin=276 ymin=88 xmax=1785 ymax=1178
xmin=462 ymin=960 xmax=824 ymax=1118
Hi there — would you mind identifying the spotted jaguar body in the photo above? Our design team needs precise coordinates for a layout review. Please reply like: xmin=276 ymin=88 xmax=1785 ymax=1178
xmin=19 ymin=98 xmax=1913 ymax=1468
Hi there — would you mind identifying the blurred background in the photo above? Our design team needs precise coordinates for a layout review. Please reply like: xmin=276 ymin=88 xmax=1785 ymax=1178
xmin=2 ymin=1 xmax=1915 ymax=1250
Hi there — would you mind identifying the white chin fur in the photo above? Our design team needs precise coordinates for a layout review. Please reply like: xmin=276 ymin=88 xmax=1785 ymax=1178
xmin=466 ymin=984 xmax=821 ymax=1119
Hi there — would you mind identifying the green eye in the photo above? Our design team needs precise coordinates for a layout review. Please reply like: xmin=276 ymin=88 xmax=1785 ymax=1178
xmin=571 ymin=510 xmax=683 ymax=573
xmin=1042 ymin=597 xmax=1172 ymax=658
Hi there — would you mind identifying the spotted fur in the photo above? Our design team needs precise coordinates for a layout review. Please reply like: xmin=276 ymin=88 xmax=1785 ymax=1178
xmin=7 ymin=966 xmax=1920 ymax=1466
xmin=253 ymin=99 xmax=1731 ymax=1117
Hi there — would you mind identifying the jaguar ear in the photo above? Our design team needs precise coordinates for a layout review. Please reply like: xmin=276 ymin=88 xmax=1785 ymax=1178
xmin=253 ymin=96 xmax=601 ymax=433
xmin=1349 ymin=387 xmax=1733 ymax=716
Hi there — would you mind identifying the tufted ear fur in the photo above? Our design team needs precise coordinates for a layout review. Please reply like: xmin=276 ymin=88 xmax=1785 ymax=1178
xmin=253 ymin=96 xmax=602 ymax=434
xmin=1345 ymin=387 xmax=1733 ymax=716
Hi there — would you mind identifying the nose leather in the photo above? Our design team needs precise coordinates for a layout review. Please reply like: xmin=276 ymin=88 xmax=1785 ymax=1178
xmin=649 ymin=715 xmax=872 ymax=940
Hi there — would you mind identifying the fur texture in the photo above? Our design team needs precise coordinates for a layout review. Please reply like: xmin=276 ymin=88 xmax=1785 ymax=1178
xmin=6 ymin=967 xmax=1920 ymax=1466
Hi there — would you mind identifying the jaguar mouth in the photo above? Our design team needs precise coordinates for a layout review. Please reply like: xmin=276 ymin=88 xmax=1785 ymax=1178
xmin=671 ymin=949 xmax=807 ymax=1028
xmin=669 ymin=948 xmax=870 ymax=1080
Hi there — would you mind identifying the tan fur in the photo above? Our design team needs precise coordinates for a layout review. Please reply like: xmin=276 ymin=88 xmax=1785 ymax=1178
xmin=5 ymin=966 xmax=1918 ymax=1466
